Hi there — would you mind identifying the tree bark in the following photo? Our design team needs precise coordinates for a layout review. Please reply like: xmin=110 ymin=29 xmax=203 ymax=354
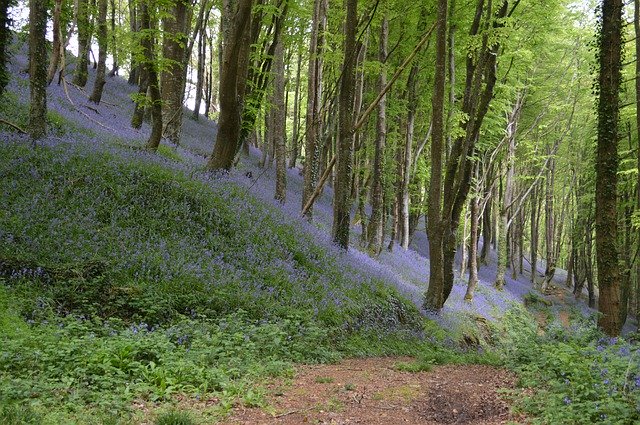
xmin=367 ymin=16 xmax=388 ymax=256
xmin=289 ymin=50 xmax=303 ymax=168
xmin=332 ymin=0 xmax=358 ymax=249
xmin=141 ymin=1 xmax=162 ymax=151
xmin=73 ymin=0 xmax=91 ymax=87
xmin=47 ymin=0 xmax=63 ymax=85
xmin=595 ymin=0 xmax=623 ymax=336
xmin=207 ymin=0 xmax=254 ymax=171
xmin=89 ymin=0 xmax=108 ymax=104
xmin=424 ymin=0 xmax=448 ymax=310
xmin=0 ymin=0 xmax=12 ymax=96
xmin=29 ymin=0 xmax=47 ymax=140
xmin=273 ymin=37 xmax=287 ymax=203
xmin=161 ymin=0 xmax=191 ymax=145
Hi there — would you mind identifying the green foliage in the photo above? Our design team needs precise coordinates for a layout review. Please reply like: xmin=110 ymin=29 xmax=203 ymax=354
xmin=393 ymin=360 xmax=433 ymax=373
xmin=498 ymin=307 xmax=640 ymax=424
xmin=155 ymin=410 xmax=195 ymax=425
xmin=0 ymin=403 xmax=42 ymax=425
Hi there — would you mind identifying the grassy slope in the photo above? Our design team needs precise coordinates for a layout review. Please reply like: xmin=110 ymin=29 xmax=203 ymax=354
xmin=0 ymin=93 xmax=427 ymax=423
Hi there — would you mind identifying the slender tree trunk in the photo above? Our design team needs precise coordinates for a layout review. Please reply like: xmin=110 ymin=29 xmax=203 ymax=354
xmin=302 ymin=0 xmax=327 ymax=217
xmin=141 ymin=1 xmax=162 ymax=151
xmin=161 ymin=0 xmax=190 ymax=145
xmin=108 ymin=0 xmax=118 ymax=76
xmin=89 ymin=0 xmax=108 ymax=103
xmin=29 ymin=0 xmax=47 ymax=140
xmin=47 ymin=0 xmax=63 ymax=85
xmin=401 ymin=64 xmax=419 ymax=250
xmin=0 ymin=0 xmax=11 ymax=96
xmin=73 ymin=0 xmax=91 ymax=87
xmin=465 ymin=185 xmax=480 ymax=300
xmin=274 ymin=37 xmax=287 ymax=203
xmin=495 ymin=95 xmax=521 ymax=288
xmin=424 ymin=0 xmax=448 ymax=310
xmin=367 ymin=16 xmax=388 ymax=256
xmin=128 ymin=0 xmax=140 ymax=84
xmin=541 ymin=145 xmax=556 ymax=292
xmin=332 ymin=0 xmax=357 ymax=249
xmin=193 ymin=6 xmax=212 ymax=120
xmin=634 ymin=0 xmax=640 ymax=331
xmin=289 ymin=50 xmax=303 ymax=168
xmin=595 ymin=0 xmax=623 ymax=336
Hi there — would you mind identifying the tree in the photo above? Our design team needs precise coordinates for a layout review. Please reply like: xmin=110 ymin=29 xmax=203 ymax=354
xmin=595 ymin=0 xmax=623 ymax=336
xmin=332 ymin=0 xmax=357 ymax=249
xmin=302 ymin=0 xmax=327 ymax=218
xmin=273 ymin=36 xmax=287 ymax=203
xmin=161 ymin=0 xmax=191 ymax=145
xmin=29 ymin=0 xmax=47 ymax=140
xmin=89 ymin=0 xmax=109 ymax=103
xmin=73 ymin=0 xmax=91 ymax=87
xmin=0 ymin=0 xmax=14 ymax=96
xmin=207 ymin=0 xmax=254 ymax=171
xmin=140 ymin=0 xmax=162 ymax=151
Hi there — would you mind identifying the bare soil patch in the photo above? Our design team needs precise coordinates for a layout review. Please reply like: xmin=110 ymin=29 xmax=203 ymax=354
xmin=222 ymin=357 xmax=521 ymax=425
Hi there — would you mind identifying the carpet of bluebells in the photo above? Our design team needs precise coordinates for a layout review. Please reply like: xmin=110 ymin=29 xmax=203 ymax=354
xmin=1 ymin=37 xmax=639 ymax=424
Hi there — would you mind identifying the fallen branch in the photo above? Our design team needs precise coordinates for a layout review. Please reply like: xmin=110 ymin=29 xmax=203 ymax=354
xmin=61 ymin=76 xmax=119 ymax=133
xmin=0 ymin=119 xmax=28 ymax=134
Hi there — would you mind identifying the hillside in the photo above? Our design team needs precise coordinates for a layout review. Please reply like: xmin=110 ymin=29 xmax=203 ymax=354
xmin=1 ymin=39 xmax=640 ymax=424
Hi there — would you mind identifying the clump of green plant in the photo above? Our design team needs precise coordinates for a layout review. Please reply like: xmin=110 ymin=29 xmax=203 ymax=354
xmin=314 ymin=376 xmax=335 ymax=384
xmin=155 ymin=409 xmax=195 ymax=425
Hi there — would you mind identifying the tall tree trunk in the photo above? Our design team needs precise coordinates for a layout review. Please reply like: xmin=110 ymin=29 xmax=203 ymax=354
xmin=634 ymin=0 xmax=640 ymax=331
xmin=73 ymin=0 xmax=91 ymax=87
xmin=207 ymin=0 xmax=254 ymax=171
xmin=495 ymin=94 xmax=521 ymax=289
xmin=193 ymin=5 xmax=212 ymax=120
xmin=273 ymin=37 xmax=287 ymax=203
xmin=128 ymin=0 xmax=140 ymax=84
xmin=29 ymin=0 xmax=47 ymax=140
xmin=401 ymin=64 xmax=419 ymax=250
xmin=161 ymin=0 xmax=191 ymax=145
xmin=367 ymin=15 xmax=388 ymax=256
xmin=595 ymin=0 xmax=623 ymax=336
xmin=332 ymin=0 xmax=357 ymax=249
xmin=289 ymin=50 xmax=303 ymax=168
xmin=109 ymin=0 xmax=118 ymax=76
xmin=424 ymin=0 xmax=448 ymax=310
xmin=89 ymin=0 xmax=108 ymax=103
xmin=302 ymin=0 xmax=327 ymax=218
xmin=140 ymin=1 xmax=162 ymax=151
xmin=541 ymin=145 xmax=556 ymax=292
xmin=0 ymin=0 xmax=12 ymax=96
xmin=47 ymin=0 xmax=63 ymax=85
xmin=465 ymin=177 xmax=480 ymax=300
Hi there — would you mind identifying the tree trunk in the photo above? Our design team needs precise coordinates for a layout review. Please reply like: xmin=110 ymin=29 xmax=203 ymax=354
xmin=401 ymin=64 xmax=419 ymax=250
xmin=424 ymin=0 xmax=448 ymax=310
xmin=273 ymin=37 xmax=287 ymax=203
xmin=29 ymin=0 xmax=47 ymax=140
xmin=161 ymin=0 xmax=190 ymax=145
xmin=89 ymin=0 xmax=108 ymax=104
xmin=465 ymin=187 xmax=480 ymax=300
xmin=367 ymin=16 xmax=388 ymax=256
xmin=595 ymin=0 xmax=623 ymax=336
xmin=541 ymin=144 xmax=556 ymax=292
xmin=73 ymin=0 xmax=91 ymax=87
xmin=302 ymin=0 xmax=328 ymax=217
xmin=0 ymin=0 xmax=11 ymax=95
xmin=127 ymin=0 xmax=140 ymax=84
xmin=495 ymin=94 xmax=521 ymax=289
xmin=47 ymin=0 xmax=63 ymax=85
xmin=193 ymin=5 xmax=212 ymax=120
xmin=332 ymin=0 xmax=357 ymax=249
xmin=141 ymin=1 xmax=162 ymax=151
xmin=108 ymin=0 xmax=118 ymax=76
xmin=289 ymin=50 xmax=303 ymax=168
xmin=207 ymin=0 xmax=254 ymax=171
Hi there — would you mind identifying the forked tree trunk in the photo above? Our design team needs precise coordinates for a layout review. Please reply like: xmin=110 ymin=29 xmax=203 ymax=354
xmin=47 ymin=0 xmax=63 ymax=85
xmin=207 ymin=0 xmax=254 ymax=170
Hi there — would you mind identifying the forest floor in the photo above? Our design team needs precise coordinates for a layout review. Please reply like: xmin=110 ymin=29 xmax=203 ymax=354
xmin=219 ymin=358 xmax=520 ymax=425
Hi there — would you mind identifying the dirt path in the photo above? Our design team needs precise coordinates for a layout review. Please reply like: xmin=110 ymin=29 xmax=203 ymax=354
xmin=222 ymin=357 xmax=521 ymax=425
